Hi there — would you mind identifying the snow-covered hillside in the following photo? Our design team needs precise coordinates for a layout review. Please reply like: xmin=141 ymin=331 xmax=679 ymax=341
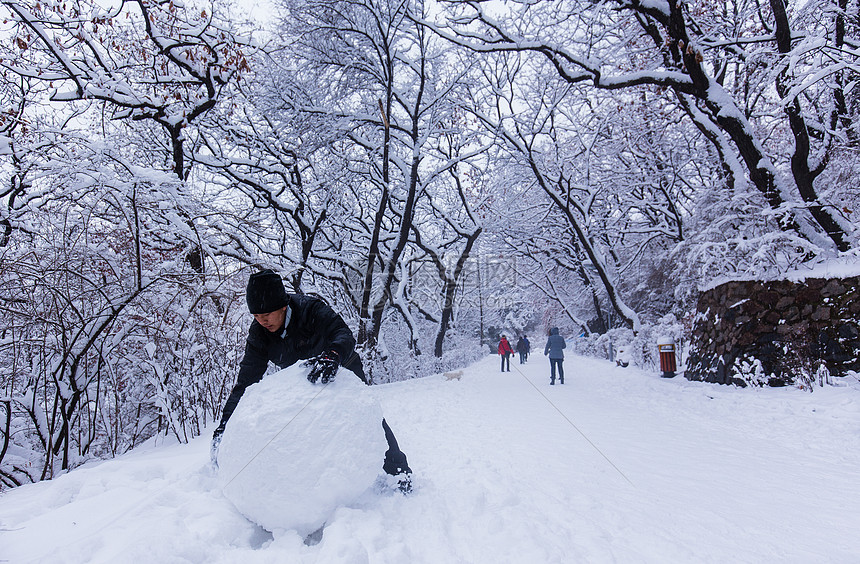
xmin=2 ymin=355 xmax=858 ymax=563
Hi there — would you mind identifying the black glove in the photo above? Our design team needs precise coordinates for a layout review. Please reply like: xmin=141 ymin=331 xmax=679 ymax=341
xmin=307 ymin=350 xmax=339 ymax=384
xmin=211 ymin=423 xmax=226 ymax=466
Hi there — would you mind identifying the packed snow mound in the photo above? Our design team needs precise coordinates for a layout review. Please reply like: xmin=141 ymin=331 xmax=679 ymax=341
xmin=217 ymin=362 xmax=387 ymax=535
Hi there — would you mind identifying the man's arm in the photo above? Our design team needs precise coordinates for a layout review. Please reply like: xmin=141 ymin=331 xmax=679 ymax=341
xmin=218 ymin=328 xmax=269 ymax=427
xmin=309 ymin=299 xmax=368 ymax=383
xmin=211 ymin=325 xmax=270 ymax=465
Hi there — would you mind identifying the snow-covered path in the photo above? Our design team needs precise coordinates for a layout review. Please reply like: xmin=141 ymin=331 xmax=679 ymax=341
xmin=2 ymin=355 xmax=859 ymax=563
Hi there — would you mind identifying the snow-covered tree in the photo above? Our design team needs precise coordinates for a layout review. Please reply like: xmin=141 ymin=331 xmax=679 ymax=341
xmin=428 ymin=0 xmax=859 ymax=260
xmin=0 ymin=0 xmax=253 ymax=487
xmin=244 ymin=0 xmax=491 ymax=374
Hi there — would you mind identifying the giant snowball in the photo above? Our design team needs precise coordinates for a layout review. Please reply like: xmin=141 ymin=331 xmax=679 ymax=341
xmin=217 ymin=363 xmax=387 ymax=535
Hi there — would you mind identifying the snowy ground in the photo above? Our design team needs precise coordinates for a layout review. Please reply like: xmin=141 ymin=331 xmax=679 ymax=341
xmin=2 ymin=354 xmax=859 ymax=563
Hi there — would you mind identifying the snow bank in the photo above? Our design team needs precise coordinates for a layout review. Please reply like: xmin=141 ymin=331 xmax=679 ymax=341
xmin=703 ymin=256 xmax=860 ymax=290
xmin=217 ymin=363 xmax=386 ymax=535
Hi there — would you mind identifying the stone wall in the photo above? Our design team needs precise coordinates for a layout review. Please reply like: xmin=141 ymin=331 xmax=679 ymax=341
xmin=685 ymin=276 xmax=860 ymax=386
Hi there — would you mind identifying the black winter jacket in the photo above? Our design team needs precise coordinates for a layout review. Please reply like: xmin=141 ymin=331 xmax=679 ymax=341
xmin=218 ymin=294 xmax=363 ymax=426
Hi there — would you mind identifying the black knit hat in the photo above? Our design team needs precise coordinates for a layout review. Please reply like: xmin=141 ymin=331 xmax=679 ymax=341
xmin=246 ymin=269 xmax=289 ymax=314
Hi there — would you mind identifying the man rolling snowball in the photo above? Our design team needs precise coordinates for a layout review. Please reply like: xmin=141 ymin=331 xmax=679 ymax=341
xmin=211 ymin=269 xmax=412 ymax=494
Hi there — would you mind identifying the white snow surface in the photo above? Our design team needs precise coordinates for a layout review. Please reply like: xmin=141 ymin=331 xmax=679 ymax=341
xmin=1 ymin=355 xmax=859 ymax=563
xmin=217 ymin=363 xmax=387 ymax=536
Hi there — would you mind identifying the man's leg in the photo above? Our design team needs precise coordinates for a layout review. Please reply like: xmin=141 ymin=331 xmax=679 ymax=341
xmin=559 ymin=360 xmax=564 ymax=384
xmin=344 ymin=356 xmax=412 ymax=492
xmin=382 ymin=419 xmax=412 ymax=493
xmin=550 ymin=359 xmax=556 ymax=384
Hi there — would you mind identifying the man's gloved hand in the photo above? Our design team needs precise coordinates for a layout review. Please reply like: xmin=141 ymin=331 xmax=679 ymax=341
xmin=211 ymin=423 xmax=226 ymax=466
xmin=307 ymin=350 xmax=339 ymax=384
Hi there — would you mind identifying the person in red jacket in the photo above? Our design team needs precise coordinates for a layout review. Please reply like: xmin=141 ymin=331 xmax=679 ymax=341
xmin=498 ymin=335 xmax=514 ymax=372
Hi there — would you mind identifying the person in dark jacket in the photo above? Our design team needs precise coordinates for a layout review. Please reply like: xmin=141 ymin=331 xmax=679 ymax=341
xmin=515 ymin=336 xmax=528 ymax=364
xmin=523 ymin=335 xmax=531 ymax=362
xmin=544 ymin=327 xmax=566 ymax=385
xmin=212 ymin=270 xmax=412 ymax=492
xmin=498 ymin=335 xmax=513 ymax=372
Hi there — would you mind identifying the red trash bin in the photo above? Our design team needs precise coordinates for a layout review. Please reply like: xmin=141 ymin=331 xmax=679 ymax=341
xmin=658 ymin=342 xmax=676 ymax=378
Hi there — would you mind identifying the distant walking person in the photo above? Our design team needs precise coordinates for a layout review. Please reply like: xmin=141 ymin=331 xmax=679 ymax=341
xmin=523 ymin=335 xmax=531 ymax=362
xmin=498 ymin=335 xmax=514 ymax=372
xmin=544 ymin=327 xmax=566 ymax=385
xmin=515 ymin=336 xmax=528 ymax=364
